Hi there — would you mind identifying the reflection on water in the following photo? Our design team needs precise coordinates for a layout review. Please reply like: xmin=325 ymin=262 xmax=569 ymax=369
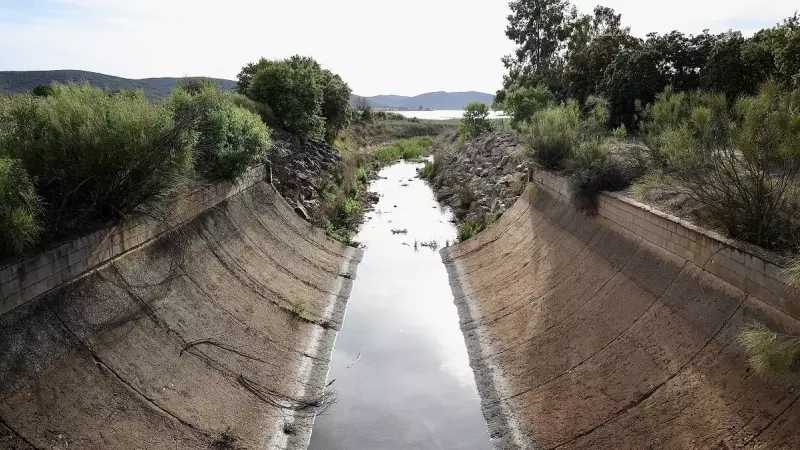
xmin=309 ymin=161 xmax=489 ymax=449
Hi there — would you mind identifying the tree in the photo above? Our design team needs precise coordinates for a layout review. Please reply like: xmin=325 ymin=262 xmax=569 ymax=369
xmin=238 ymin=55 xmax=352 ymax=142
xmin=502 ymin=0 xmax=576 ymax=93
xmin=236 ymin=59 xmax=269 ymax=94
xmin=565 ymin=32 xmax=640 ymax=103
xmin=503 ymin=85 xmax=555 ymax=128
xmin=459 ymin=102 xmax=492 ymax=139
xmin=319 ymin=70 xmax=352 ymax=143
xmin=248 ymin=59 xmax=325 ymax=140
xmin=600 ymin=45 xmax=667 ymax=128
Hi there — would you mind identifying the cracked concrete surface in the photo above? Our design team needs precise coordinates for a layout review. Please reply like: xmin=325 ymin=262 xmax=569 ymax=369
xmin=0 ymin=182 xmax=362 ymax=449
xmin=442 ymin=183 xmax=800 ymax=450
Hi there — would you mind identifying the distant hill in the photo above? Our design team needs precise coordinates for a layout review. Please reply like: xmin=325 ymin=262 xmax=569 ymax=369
xmin=0 ymin=70 xmax=237 ymax=99
xmin=353 ymin=91 xmax=494 ymax=110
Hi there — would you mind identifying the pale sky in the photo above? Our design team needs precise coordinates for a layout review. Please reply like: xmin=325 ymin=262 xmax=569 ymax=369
xmin=0 ymin=1 xmax=796 ymax=96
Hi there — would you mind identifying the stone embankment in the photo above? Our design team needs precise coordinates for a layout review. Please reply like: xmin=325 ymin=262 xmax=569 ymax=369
xmin=427 ymin=132 xmax=528 ymax=222
xmin=441 ymin=171 xmax=800 ymax=449
xmin=269 ymin=130 xmax=341 ymax=221
xmin=0 ymin=166 xmax=361 ymax=449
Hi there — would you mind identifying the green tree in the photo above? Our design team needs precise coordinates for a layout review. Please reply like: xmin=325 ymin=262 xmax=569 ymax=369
xmin=502 ymin=0 xmax=576 ymax=94
xmin=459 ymin=102 xmax=492 ymax=139
xmin=247 ymin=59 xmax=325 ymax=140
xmin=503 ymin=85 xmax=555 ymax=128
xmin=239 ymin=56 xmax=352 ymax=142
xmin=319 ymin=70 xmax=352 ymax=143
xmin=600 ymin=44 xmax=667 ymax=128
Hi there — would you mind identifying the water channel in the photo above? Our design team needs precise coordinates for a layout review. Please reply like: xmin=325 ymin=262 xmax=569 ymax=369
xmin=309 ymin=160 xmax=489 ymax=449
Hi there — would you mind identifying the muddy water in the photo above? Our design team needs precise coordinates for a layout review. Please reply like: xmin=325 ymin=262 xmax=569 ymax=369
xmin=309 ymin=161 xmax=489 ymax=449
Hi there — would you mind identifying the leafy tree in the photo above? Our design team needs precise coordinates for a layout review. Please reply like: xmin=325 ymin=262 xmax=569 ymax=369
xmin=236 ymin=59 xmax=269 ymax=94
xmin=565 ymin=32 xmax=640 ymax=103
xmin=319 ymin=70 xmax=352 ymax=143
xmin=502 ymin=0 xmax=576 ymax=94
xmin=248 ymin=59 xmax=324 ymax=140
xmin=503 ymin=85 xmax=555 ymax=127
xmin=239 ymin=55 xmax=351 ymax=142
xmin=459 ymin=102 xmax=492 ymax=139
xmin=600 ymin=45 xmax=667 ymax=128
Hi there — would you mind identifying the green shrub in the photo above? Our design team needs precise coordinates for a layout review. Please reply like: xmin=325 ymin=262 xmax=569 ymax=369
xmin=566 ymin=139 xmax=607 ymax=172
xmin=419 ymin=158 xmax=440 ymax=179
xmin=373 ymin=137 xmax=433 ymax=165
xmin=166 ymin=84 xmax=271 ymax=180
xmin=613 ymin=124 xmax=628 ymax=139
xmin=645 ymin=86 xmax=730 ymax=165
xmin=457 ymin=220 xmax=485 ymax=242
xmin=0 ymin=158 xmax=41 ymax=257
xmin=740 ymin=322 xmax=800 ymax=375
xmin=583 ymin=96 xmax=610 ymax=136
xmin=0 ymin=83 xmax=195 ymax=236
xmin=520 ymin=102 xmax=581 ymax=169
xmin=459 ymin=102 xmax=492 ymax=140
xmin=503 ymin=85 xmax=555 ymax=128
xmin=661 ymin=81 xmax=800 ymax=249
xmin=31 ymin=84 xmax=55 ymax=97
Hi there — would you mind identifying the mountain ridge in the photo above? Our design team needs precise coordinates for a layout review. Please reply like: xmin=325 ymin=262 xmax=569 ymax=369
xmin=0 ymin=70 xmax=493 ymax=109
xmin=354 ymin=91 xmax=493 ymax=110
xmin=0 ymin=70 xmax=236 ymax=99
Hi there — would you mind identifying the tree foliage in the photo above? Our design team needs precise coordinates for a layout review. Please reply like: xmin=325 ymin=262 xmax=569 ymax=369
xmin=459 ymin=102 xmax=492 ymax=140
xmin=166 ymin=82 xmax=272 ymax=180
xmin=500 ymin=1 xmax=800 ymax=130
xmin=503 ymin=85 xmax=555 ymax=128
xmin=238 ymin=55 xmax=351 ymax=142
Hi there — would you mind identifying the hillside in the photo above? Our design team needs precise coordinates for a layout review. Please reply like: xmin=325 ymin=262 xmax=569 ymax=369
xmin=354 ymin=91 xmax=494 ymax=110
xmin=0 ymin=70 xmax=236 ymax=99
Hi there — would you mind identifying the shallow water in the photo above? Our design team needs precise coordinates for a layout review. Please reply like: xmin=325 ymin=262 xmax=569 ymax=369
xmin=309 ymin=161 xmax=489 ymax=449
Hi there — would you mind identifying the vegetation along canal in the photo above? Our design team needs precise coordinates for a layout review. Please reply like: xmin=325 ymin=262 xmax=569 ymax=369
xmin=309 ymin=160 xmax=490 ymax=449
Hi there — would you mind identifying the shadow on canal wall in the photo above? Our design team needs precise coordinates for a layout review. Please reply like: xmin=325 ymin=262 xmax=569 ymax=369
xmin=442 ymin=172 xmax=800 ymax=449
xmin=0 ymin=167 xmax=362 ymax=449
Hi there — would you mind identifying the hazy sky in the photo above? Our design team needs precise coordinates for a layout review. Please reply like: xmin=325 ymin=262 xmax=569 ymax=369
xmin=0 ymin=0 xmax=796 ymax=96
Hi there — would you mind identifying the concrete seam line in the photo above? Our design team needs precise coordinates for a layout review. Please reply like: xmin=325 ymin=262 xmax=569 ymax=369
xmin=442 ymin=247 xmax=528 ymax=450
xmin=0 ymin=416 xmax=41 ymax=450
xmin=285 ymin=245 xmax=363 ymax=449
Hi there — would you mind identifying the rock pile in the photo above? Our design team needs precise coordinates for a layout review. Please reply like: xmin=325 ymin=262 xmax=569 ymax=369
xmin=428 ymin=131 xmax=528 ymax=222
xmin=268 ymin=129 xmax=340 ymax=220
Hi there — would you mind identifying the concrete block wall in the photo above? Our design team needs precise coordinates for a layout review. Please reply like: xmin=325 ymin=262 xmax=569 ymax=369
xmin=0 ymin=166 xmax=266 ymax=316
xmin=532 ymin=170 xmax=800 ymax=322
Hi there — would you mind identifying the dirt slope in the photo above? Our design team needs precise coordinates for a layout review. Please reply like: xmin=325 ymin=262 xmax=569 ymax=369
xmin=442 ymin=183 xmax=800 ymax=450
xmin=0 ymin=182 xmax=362 ymax=449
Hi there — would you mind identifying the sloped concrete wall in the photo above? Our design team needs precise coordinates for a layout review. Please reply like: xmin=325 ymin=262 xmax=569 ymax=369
xmin=1 ymin=167 xmax=269 ymax=316
xmin=442 ymin=175 xmax=800 ymax=450
xmin=0 ymin=177 xmax=362 ymax=449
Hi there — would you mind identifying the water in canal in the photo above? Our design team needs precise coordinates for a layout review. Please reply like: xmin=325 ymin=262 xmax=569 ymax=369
xmin=309 ymin=160 xmax=489 ymax=449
